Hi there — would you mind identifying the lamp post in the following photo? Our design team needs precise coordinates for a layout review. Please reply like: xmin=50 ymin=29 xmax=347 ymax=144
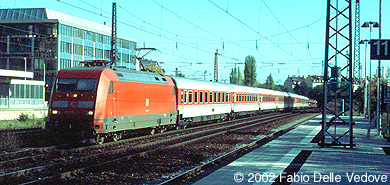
xmin=359 ymin=39 xmax=369 ymax=117
xmin=361 ymin=21 xmax=379 ymax=126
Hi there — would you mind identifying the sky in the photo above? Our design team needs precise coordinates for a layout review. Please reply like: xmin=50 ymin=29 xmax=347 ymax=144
xmin=2 ymin=0 xmax=389 ymax=84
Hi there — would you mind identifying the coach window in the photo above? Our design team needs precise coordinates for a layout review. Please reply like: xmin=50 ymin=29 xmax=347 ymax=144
xmin=184 ymin=90 xmax=187 ymax=103
xmin=200 ymin=91 xmax=203 ymax=103
xmin=181 ymin=90 xmax=184 ymax=103
xmin=214 ymin=92 xmax=217 ymax=103
xmin=226 ymin=93 xmax=229 ymax=103
xmin=194 ymin=91 xmax=198 ymax=103
xmin=188 ymin=91 xmax=193 ymax=104
xmin=222 ymin=92 xmax=225 ymax=103
xmin=205 ymin=92 xmax=208 ymax=103
xmin=210 ymin=92 xmax=213 ymax=103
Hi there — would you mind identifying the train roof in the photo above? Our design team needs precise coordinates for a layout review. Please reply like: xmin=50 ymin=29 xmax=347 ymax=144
xmin=59 ymin=66 xmax=169 ymax=85
xmin=230 ymin=84 xmax=259 ymax=93
xmin=114 ymin=68 xmax=169 ymax=85
xmin=171 ymin=77 xmax=233 ymax=91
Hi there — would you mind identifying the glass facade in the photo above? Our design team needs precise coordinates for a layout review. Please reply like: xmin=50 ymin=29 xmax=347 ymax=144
xmin=0 ymin=8 xmax=137 ymax=108
xmin=57 ymin=24 xmax=137 ymax=70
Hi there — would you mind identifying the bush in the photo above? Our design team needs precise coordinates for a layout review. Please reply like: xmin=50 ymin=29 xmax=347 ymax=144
xmin=17 ymin=113 xmax=30 ymax=122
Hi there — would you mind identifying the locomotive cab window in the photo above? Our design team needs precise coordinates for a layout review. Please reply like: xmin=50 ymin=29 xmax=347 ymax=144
xmin=109 ymin=81 xmax=113 ymax=93
xmin=56 ymin=78 xmax=97 ymax=93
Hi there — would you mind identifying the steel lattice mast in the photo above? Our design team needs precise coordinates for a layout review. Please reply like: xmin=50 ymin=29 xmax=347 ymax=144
xmin=321 ymin=0 xmax=354 ymax=148
xmin=353 ymin=0 xmax=361 ymax=81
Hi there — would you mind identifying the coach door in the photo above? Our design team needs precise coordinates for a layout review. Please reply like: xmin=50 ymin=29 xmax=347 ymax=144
xmin=112 ymin=81 xmax=118 ymax=121
xmin=107 ymin=81 xmax=118 ymax=125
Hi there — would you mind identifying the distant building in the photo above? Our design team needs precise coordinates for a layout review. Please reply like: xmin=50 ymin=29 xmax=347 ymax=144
xmin=283 ymin=75 xmax=323 ymax=92
xmin=0 ymin=8 xmax=137 ymax=109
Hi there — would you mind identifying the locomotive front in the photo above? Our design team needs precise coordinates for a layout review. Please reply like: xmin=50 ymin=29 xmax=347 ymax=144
xmin=46 ymin=68 xmax=102 ymax=142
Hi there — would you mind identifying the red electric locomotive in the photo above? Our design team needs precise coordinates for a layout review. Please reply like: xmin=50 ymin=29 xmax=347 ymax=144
xmin=46 ymin=60 xmax=177 ymax=144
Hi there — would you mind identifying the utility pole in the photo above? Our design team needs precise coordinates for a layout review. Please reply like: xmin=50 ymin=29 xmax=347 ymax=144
xmin=377 ymin=0 xmax=382 ymax=135
xmin=214 ymin=49 xmax=218 ymax=82
xmin=111 ymin=2 xmax=118 ymax=67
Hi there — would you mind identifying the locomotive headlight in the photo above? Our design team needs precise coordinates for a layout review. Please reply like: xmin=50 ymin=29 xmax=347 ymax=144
xmin=86 ymin=111 xmax=94 ymax=115
xmin=52 ymin=110 xmax=59 ymax=115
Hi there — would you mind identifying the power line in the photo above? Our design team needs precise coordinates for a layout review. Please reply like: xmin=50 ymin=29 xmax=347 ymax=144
xmin=208 ymin=0 xmax=300 ymax=60
xmin=261 ymin=0 xmax=312 ymax=58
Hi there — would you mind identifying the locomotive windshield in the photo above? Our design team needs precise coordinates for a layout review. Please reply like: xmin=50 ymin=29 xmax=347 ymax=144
xmin=56 ymin=78 xmax=97 ymax=93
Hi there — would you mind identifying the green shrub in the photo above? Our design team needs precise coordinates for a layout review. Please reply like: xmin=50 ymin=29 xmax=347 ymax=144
xmin=17 ymin=113 xmax=30 ymax=122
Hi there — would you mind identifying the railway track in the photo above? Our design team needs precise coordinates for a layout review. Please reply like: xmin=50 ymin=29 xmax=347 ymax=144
xmin=0 ymin=126 xmax=44 ymax=135
xmin=0 ymin=111 xmax=315 ymax=184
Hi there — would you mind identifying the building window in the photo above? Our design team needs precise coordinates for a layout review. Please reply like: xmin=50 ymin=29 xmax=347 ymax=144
xmin=60 ymin=58 xmax=72 ymax=69
xmin=104 ymin=50 xmax=110 ymax=59
xmin=122 ymin=40 xmax=130 ymax=49
xmin=122 ymin=53 xmax=129 ymax=63
xmin=73 ymin=44 xmax=82 ymax=55
xmin=83 ymin=30 xmax=95 ymax=41
xmin=103 ymin=35 xmax=111 ymax=45
xmin=60 ymin=41 xmax=72 ymax=54
xmin=95 ymin=48 xmax=103 ymax=59
xmin=73 ymin=60 xmax=81 ymax=67
xmin=84 ymin=46 xmax=94 ymax=57
xmin=96 ymin=33 xmax=103 ymax=43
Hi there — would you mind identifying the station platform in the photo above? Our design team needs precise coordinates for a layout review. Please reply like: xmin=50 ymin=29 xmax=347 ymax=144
xmin=194 ymin=115 xmax=390 ymax=184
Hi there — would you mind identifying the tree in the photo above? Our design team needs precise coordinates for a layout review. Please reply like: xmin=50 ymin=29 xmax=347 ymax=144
xmin=293 ymin=81 xmax=308 ymax=96
xmin=244 ymin=55 xmax=256 ymax=87
xmin=229 ymin=67 xmax=243 ymax=85
xmin=265 ymin=74 xmax=275 ymax=90
xmin=237 ymin=66 xmax=243 ymax=85
xmin=229 ymin=67 xmax=238 ymax=84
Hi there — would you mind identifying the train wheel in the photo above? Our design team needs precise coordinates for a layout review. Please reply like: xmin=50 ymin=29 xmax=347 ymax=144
xmin=112 ymin=133 xmax=122 ymax=142
xmin=96 ymin=134 xmax=105 ymax=145
xmin=150 ymin=128 xmax=156 ymax=135
xmin=159 ymin=127 xmax=167 ymax=133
